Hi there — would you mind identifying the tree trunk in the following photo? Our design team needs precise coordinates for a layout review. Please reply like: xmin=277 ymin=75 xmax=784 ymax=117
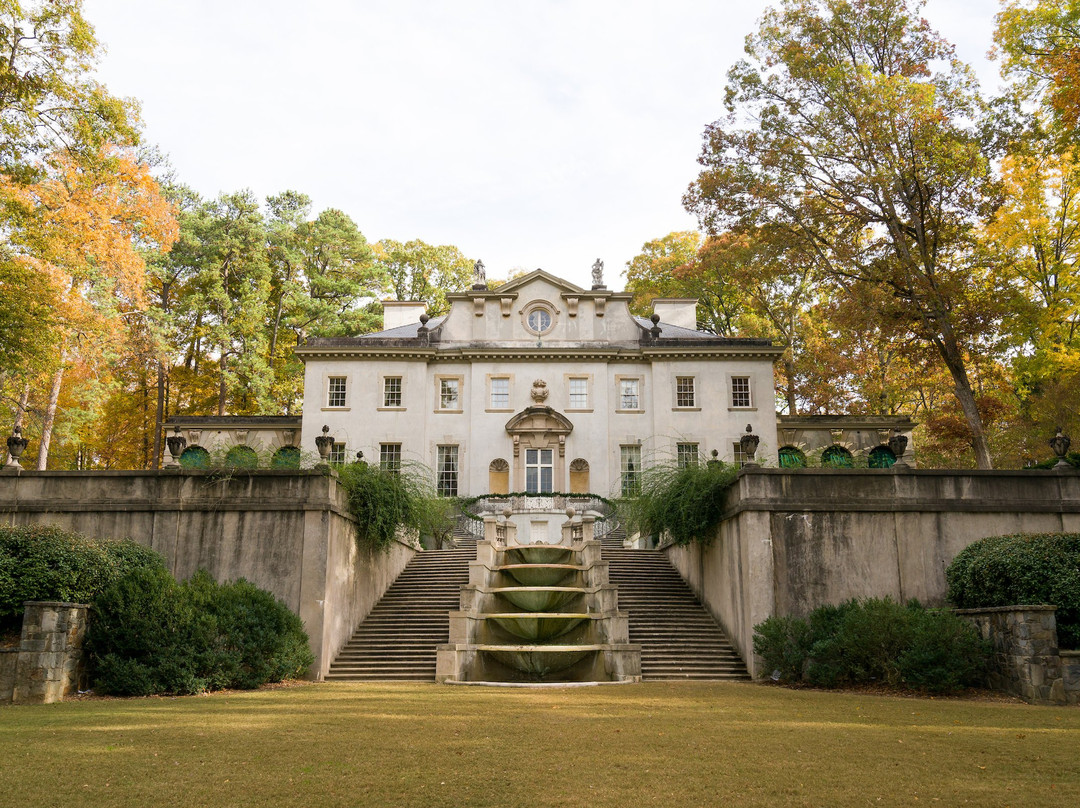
xmin=784 ymin=356 xmax=798 ymax=416
xmin=13 ymin=383 xmax=29 ymax=431
xmin=218 ymin=354 xmax=228 ymax=416
xmin=934 ymin=334 xmax=994 ymax=469
xmin=36 ymin=366 xmax=64 ymax=470
xmin=153 ymin=360 xmax=165 ymax=469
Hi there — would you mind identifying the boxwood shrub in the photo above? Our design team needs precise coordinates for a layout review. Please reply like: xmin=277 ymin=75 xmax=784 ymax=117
xmin=753 ymin=598 xmax=989 ymax=692
xmin=0 ymin=524 xmax=165 ymax=631
xmin=87 ymin=568 xmax=313 ymax=696
xmin=946 ymin=532 xmax=1080 ymax=649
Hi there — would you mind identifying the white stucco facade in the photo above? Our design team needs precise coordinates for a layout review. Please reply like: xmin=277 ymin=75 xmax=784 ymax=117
xmin=295 ymin=270 xmax=783 ymax=497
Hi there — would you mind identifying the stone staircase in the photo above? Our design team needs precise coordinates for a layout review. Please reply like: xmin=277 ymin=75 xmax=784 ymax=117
xmin=324 ymin=546 xmax=474 ymax=681
xmin=603 ymin=528 xmax=749 ymax=681
xmin=327 ymin=526 xmax=749 ymax=682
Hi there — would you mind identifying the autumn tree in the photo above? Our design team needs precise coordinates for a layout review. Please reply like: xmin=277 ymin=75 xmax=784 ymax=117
xmin=685 ymin=0 xmax=1008 ymax=468
xmin=984 ymin=150 xmax=1080 ymax=450
xmin=265 ymin=194 xmax=384 ymax=412
xmin=623 ymin=232 xmax=703 ymax=318
xmin=374 ymin=239 xmax=474 ymax=316
xmin=995 ymin=0 xmax=1080 ymax=146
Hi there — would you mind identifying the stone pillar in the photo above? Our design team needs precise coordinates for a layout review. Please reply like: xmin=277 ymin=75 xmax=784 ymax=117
xmin=11 ymin=602 xmax=90 ymax=705
xmin=957 ymin=605 xmax=1065 ymax=704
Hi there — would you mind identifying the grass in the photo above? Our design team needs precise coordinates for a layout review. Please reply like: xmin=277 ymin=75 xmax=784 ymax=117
xmin=1 ymin=681 xmax=1078 ymax=807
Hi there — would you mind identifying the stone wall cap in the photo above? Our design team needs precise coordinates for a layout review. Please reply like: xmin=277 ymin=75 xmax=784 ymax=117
xmin=954 ymin=605 xmax=1058 ymax=614
xmin=1060 ymin=649 xmax=1080 ymax=658
xmin=21 ymin=601 xmax=91 ymax=609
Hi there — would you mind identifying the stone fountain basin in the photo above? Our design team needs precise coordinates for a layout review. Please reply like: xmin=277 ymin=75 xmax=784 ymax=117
xmin=492 ymin=586 xmax=582 ymax=612
xmin=506 ymin=546 xmax=572 ymax=566
xmin=499 ymin=563 xmax=580 ymax=587
xmin=487 ymin=613 xmax=593 ymax=641
xmin=478 ymin=644 xmax=602 ymax=675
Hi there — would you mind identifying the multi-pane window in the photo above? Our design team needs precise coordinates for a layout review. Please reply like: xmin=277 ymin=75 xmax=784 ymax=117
xmin=327 ymin=376 xmax=347 ymax=408
xmin=731 ymin=376 xmax=751 ymax=408
xmin=440 ymin=378 xmax=459 ymax=410
xmin=619 ymin=378 xmax=640 ymax=410
xmin=676 ymin=376 xmax=696 ymax=407
xmin=620 ymin=445 xmax=642 ymax=496
xmin=525 ymin=448 xmax=554 ymax=494
xmin=383 ymin=376 xmax=402 ymax=407
xmin=732 ymin=442 xmax=748 ymax=468
xmin=437 ymin=445 xmax=459 ymax=497
xmin=329 ymin=442 xmax=346 ymax=464
xmin=490 ymin=377 xmax=509 ymax=409
xmin=380 ymin=443 xmax=402 ymax=472
xmin=676 ymin=442 xmax=699 ymax=468
xmin=568 ymin=377 xmax=588 ymax=409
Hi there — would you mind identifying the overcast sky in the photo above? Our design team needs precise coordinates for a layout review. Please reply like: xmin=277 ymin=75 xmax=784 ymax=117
xmin=82 ymin=0 xmax=1004 ymax=291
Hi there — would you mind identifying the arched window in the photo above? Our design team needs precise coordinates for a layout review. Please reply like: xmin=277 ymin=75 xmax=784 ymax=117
xmin=868 ymin=445 xmax=897 ymax=469
xmin=225 ymin=445 xmax=259 ymax=469
xmin=821 ymin=445 xmax=854 ymax=468
xmin=271 ymin=445 xmax=301 ymax=469
xmin=778 ymin=446 xmax=807 ymax=468
xmin=178 ymin=445 xmax=210 ymax=469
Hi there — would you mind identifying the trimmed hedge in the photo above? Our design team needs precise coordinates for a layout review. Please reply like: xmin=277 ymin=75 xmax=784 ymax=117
xmin=0 ymin=524 xmax=165 ymax=630
xmin=753 ymin=598 xmax=989 ymax=692
xmin=87 ymin=568 xmax=313 ymax=696
xmin=946 ymin=532 xmax=1080 ymax=649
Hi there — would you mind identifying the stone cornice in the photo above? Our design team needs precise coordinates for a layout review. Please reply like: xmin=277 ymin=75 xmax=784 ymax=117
xmin=295 ymin=343 xmax=782 ymax=362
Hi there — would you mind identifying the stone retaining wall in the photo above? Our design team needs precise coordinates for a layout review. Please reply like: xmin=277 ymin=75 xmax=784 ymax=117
xmin=956 ymin=605 xmax=1071 ymax=705
xmin=2 ymin=602 xmax=89 ymax=705
xmin=0 ymin=470 xmax=416 ymax=679
xmin=664 ymin=467 xmax=1080 ymax=677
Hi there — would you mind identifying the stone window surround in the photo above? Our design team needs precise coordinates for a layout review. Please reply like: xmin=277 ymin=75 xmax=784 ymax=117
xmin=379 ymin=374 xmax=405 ymax=411
xmin=565 ymin=373 xmax=593 ymax=412
xmin=486 ymin=373 xmax=513 ymax=412
xmin=435 ymin=374 xmax=465 ymax=413
xmin=322 ymin=373 xmax=350 ymax=411
xmin=728 ymin=373 xmax=756 ymax=411
xmin=673 ymin=375 xmax=699 ymax=410
xmin=521 ymin=300 xmax=559 ymax=336
xmin=615 ymin=374 xmax=644 ymax=413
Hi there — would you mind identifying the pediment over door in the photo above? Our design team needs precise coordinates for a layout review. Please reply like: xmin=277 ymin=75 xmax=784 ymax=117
xmin=504 ymin=406 xmax=574 ymax=457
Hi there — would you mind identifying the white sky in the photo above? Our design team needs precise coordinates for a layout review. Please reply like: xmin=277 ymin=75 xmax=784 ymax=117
xmin=82 ymin=0 xmax=1004 ymax=291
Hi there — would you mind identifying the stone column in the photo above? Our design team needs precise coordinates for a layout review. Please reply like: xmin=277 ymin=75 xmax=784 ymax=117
xmin=11 ymin=602 xmax=90 ymax=704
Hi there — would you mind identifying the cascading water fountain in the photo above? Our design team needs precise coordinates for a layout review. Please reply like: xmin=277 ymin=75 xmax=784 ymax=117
xmin=436 ymin=507 xmax=641 ymax=684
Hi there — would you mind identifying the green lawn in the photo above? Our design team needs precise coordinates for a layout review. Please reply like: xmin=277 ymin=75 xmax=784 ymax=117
xmin=1 ymin=682 xmax=1077 ymax=807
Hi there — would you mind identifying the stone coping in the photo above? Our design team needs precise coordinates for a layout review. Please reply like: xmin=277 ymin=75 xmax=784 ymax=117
xmin=954 ymin=605 xmax=1058 ymax=615
xmin=1061 ymin=650 xmax=1080 ymax=658
xmin=21 ymin=601 xmax=89 ymax=609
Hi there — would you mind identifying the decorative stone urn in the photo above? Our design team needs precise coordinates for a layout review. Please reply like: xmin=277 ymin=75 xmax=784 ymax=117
xmin=164 ymin=426 xmax=187 ymax=467
xmin=1050 ymin=427 xmax=1072 ymax=469
xmin=5 ymin=426 xmax=28 ymax=469
xmin=315 ymin=425 xmax=335 ymax=464
xmin=888 ymin=430 xmax=909 ymax=467
xmin=739 ymin=424 xmax=760 ymax=467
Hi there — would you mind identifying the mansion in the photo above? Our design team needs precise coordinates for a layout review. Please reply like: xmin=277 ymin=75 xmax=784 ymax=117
xmin=167 ymin=268 xmax=914 ymax=494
